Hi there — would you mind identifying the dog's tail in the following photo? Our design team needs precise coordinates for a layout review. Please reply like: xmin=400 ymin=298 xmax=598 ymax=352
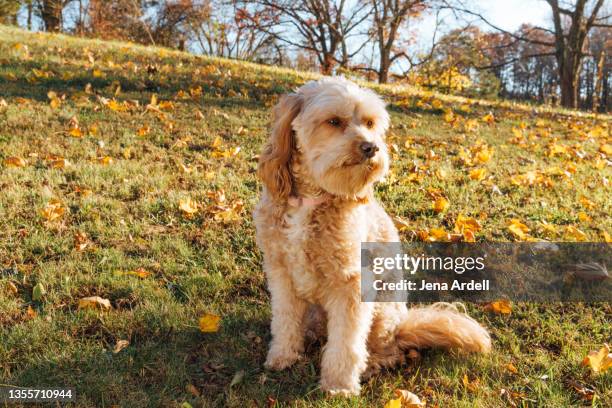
xmin=395 ymin=303 xmax=491 ymax=353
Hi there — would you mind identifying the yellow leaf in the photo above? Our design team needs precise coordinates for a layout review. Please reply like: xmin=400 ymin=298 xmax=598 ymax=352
xmin=383 ymin=397 xmax=402 ymax=408
xmin=428 ymin=227 xmax=450 ymax=242
xmin=40 ymin=199 xmax=65 ymax=222
xmin=462 ymin=373 xmax=480 ymax=392
xmin=455 ymin=214 xmax=482 ymax=234
xmin=137 ymin=125 xmax=150 ymax=137
xmin=507 ymin=219 xmax=530 ymax=240
xmin=485 ymin=299 xmax=512 ymax=314
xmin=599 ymin=144 xmax=612 ymax=156
xmin=199 ymin=313 xmax=221 ymax=333
xmin=49 ymin=156 xmax=69 ymax=169
xmin=579 ymin=196 xmax=596 ymax=210
xmin=98 ymin=156 xmax=113 ymax=165
xmin=582 ymin=344 xmax=612 ymax=374
xmin=89 ymin=124 xmax=99 ymax=136
xmin=538 ymin=221 xmax=558 ymax=237
xmin=106 ymin=99 xmax=127 ymax=112
xmin=603 ymin=231 xmax=612 ymax=243
xmin=482 ymin=112 xmax=495 ymax=124
xmin=78 ymin=296 xmax=111 ymax=310
xmin=211 ymin=136 xmax=223 ymax=149
xmin=433 ymin=197 xmax=449 ymax=213
xmin=565 ymin=226 xmax=587 ymax=241
xmin=158 ymin=100 xmax=174 ymax=111
xmin=577 ymin=212 xmax=592 ymax=223
xmin=6 ymin=281 xmax=18 ymax=295
xmin=26 ymin=305 xmax=37 ymax=319
xmin=506 ymin=363 xmax=518 ymax=374
xmin=69 ymin=127 xmax=83 ymax=138
xmin=47 ymin=91 xmax=61 ymax=109
xmin=469 ymin=168 xmax=486 ymax=181
xmin=179 ymin=198 xmax=198 ymax=217
xmin=4 ymin=156 xmax=26 ymax=167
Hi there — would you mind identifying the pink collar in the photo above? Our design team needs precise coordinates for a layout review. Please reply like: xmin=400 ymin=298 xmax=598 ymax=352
xmin=287 ymin=194 xmax=329 ymax=208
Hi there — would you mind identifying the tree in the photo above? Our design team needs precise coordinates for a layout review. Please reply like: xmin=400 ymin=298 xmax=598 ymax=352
xmin=0 ymin=0 xmax=20 ymax=24
xmin=369 ymin=0 xmax=427 ymax=83
xmin=451 ymin=0 xmax=610 ymax=109
xmin=251 ymin=0 xmax=372 ymax=74
xmin=187 ymin=0 xmax=282 ymax=62
xmin=34 ymin=0 xmax=72 ymax=32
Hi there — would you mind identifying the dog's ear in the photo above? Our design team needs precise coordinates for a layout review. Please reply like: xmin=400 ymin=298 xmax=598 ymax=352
xmin=258 ymin=93 xmax=302 ymax=200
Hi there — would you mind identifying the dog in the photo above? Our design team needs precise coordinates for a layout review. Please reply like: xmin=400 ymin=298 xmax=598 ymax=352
xmin=253 ymin=77 xmax=491 ymax=396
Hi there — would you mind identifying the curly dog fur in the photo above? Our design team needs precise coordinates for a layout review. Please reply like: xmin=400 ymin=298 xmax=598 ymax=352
xmin=254 ymin=77 xmax=491 ymax=396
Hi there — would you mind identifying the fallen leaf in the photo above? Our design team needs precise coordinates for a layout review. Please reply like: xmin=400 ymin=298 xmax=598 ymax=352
xmin=580 ymin=196 xmax=596 ymax=210
xmin=78 ymin=296 xmax=111 ymax=311
xmin=6 ymin=281 xmax=18 ymax=295
xmin=40 ymin=199 xmax=65 ymax=222
xmin=485 ymin=299 xmax=512 ymax=314
xmin=565 ymin=226 xmax=587 ymax=241
xmin=463 ymin=373 xmax=480 ymax=392
xmin=230 ymin=370 xmax=244 ymax=387
xmin=113 ymin=339 xmax=130 ymax=354
xmin=124 ymin=268 xmax=151 ymax=278
xmin=98 ymin=156 xmax=113 ymax=165
xmin=48 ymin=156 xmax=69 ymax=169
xmin=506 ymin=363 xmax=518 ymax=374
xmin=394 ymin=389 xmax=425 ymax=407
xmin=582 ymin=344 xmax=612 ymax=374
xmin=32 ymin=282 xmax=46 ymax=301
xmin=68 ymin=127 xmax=83 ymax=138
xmin=199 ymin=313 xmax=220 ymax=333
xmin=433 ymin=197 xmax=449 ymax=213
xmin=185 ymin=383 xmax=200 ymax=397
xmin=179 ymin=198 xmax=198 ymax=218
xmin=26 ymin=305 xmax=37 ymax=318
xmin=507 ymin=219 xmax=530 ymax=240
xmin=4 ymin=156 xmax=27 ymax=167
xmin=137 ymin=125 xmax=150 ymax=137
xmin=469 ymin=168 xmax=486 ymax=181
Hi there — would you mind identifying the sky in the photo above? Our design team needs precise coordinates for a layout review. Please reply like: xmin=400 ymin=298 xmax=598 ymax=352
xmin=415 ymin=0 xmax=552 ymax=46
xmin=472 ymin=0 xmax=551 ymax=31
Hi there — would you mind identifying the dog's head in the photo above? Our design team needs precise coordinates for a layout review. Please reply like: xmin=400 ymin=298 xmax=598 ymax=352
xmin=259 ymin=77 xmax=390 ymax=200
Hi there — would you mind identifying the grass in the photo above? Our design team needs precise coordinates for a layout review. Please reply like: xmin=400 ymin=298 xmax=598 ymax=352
xmin=0 ymin=25 xmax=610 ymax=407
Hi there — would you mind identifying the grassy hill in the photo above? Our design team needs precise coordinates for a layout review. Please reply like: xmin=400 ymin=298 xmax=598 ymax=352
xmin=0 ymin=25 xmax=610 ymax=407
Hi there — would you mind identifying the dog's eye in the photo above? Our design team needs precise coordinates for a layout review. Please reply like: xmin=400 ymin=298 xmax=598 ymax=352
xmin=327 ymin=118 xmax=341 ymax=127
xmin=366 ymin=119 xmax=374 ymax=129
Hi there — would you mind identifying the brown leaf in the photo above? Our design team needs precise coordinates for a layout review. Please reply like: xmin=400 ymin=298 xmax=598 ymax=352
xmin=78 ymin=296 xmax=111 ymax=311
xmin=113 ymin=339 xmax=130 ymax=354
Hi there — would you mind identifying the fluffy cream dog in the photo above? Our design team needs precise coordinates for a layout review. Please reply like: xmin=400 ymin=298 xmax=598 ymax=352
xmin=254 ymin=77 xmax=491 ymax=396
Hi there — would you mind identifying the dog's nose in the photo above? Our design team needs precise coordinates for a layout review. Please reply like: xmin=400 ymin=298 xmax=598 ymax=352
xmin=360 ymin=141 xmax=379 ymax=159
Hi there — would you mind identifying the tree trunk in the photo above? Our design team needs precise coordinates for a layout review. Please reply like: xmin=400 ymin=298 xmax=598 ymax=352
xmin=321 ymin=53 xmax=335 ymax=75
xmin=378 ymin=55 xmax=390 ymax=83
xmin=41 ymin=0 xmax=63 ymax=32
xmin=558 ymin=57 xmax=580 ymax=109
xmin=592 ymin=50 xmax=605 ymax=113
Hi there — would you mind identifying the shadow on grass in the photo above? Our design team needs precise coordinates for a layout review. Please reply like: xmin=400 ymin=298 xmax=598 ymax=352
xmin=6 ymin=312 xmax=325 ymax=407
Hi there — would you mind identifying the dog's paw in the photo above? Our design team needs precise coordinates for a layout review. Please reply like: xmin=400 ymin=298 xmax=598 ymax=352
xmin=320 ymin=377 xmax=361 ymax=397
xmin=264 ymin=347 xmax=301 ymax=370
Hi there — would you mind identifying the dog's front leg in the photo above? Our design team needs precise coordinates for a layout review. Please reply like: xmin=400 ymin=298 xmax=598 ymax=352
xmin=264 ymin=264 xmax=307 ymax=370
xmin=320 ymin=278 xmax=374 ymax=396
